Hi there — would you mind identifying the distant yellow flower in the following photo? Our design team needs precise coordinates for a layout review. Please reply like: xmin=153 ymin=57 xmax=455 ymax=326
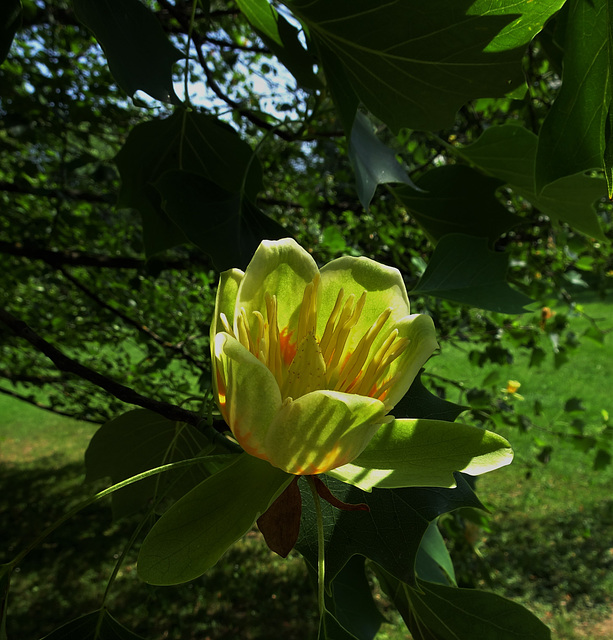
xmin=506 ymin=380 xmax=521 ymax=394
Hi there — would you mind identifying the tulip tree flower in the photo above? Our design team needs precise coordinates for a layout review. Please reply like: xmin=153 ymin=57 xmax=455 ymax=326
xmin=138 ymin=239 xmax=513 ymax=586
xmin=211 ymin=237 xmax=440 ymax=476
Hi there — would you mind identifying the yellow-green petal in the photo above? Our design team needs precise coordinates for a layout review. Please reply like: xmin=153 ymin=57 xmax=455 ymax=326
xmin=211 ymin=268 xmax=244 ymax=402
xmin=327 ymin=418 xmax=514 ymax=491
xmin=318 ymin=256 xmax=411 ymax=361
xmin=263 ymin=389 xmax=388 ymax=475
xmin=381 ymin=314 xmax=439 ymax=411
xmin=236 ymin=238 xmax=319 ymax=338
xmin=213 ymin=332 xmax=282 ymax=460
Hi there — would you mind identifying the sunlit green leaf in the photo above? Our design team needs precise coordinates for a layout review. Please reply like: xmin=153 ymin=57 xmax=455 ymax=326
xmin=411 ymin=234 xmax=533 ymax=313
xmin=138 ymin=454 xmax=292 ymax=585
xmin=327 ymin=418 xmax=513 ymax=491
xmin=535 ymin=0 xmax=612 ymax=192
xmin=74 ymin=0 xmax=182 ymax=104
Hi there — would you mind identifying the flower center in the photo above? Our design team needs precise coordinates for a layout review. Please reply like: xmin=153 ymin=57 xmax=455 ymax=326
xmin=221 ymin=275 xmax=408 ymax=402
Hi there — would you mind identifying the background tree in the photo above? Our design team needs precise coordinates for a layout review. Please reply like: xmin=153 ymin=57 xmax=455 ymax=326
xmin=1 ymin=1 xmax=611 ymax=639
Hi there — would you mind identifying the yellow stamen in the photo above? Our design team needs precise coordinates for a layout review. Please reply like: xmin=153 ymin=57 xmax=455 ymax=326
xmin=219 ymin=312 xmax=235 ymax=338
xmin=336 ymin=307 xmax=392 ymax=393
xmin=319 ymin=288 xmax=345 ymax=359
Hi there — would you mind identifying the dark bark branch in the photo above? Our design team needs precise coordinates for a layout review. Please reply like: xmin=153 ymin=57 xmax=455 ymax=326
xmin=0 ymin=240 xmax=208 ymax=271
xmin=58 ymin=267 xmax=209 ymax=373
xmin=0 ymin=181 xmax=113 ymax=203
xmin=0 ymin=308 xmax=204 ymax=428
xmin=0 ymin=385 xmax=103 ymax=424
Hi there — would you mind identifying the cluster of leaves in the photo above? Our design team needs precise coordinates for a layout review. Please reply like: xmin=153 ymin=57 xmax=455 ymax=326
xmin=1 ymin=0 xmax=612 ymax=639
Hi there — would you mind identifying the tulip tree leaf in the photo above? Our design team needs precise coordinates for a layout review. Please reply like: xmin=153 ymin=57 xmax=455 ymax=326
xmin=287 ymin=0 xmax=562 ymax=131
xmin=395 ymin=164 xmax=521 ymax=243
xmin=535 ymin=0 xmax=612 ymax=192
xmin=85 ymin=409 xmax=231 ymax=519
xmin=415 ymin=521 xmax=457 ymax=586
xmin=296 ymin=473 xmax=484 ymax=589
xmin=349 ymin=112 xmax=419 ymax=209
xmin=156 ymin=170 xmax=286 ymax=271
xmin=460 ymin=125 xmax=606 ymax=239
xmin=115 ymin=111 xmax=264 ymax=257
xmin=74 ymin=0 xmax=182 ymax=105
xmin=374 ymin=572 xmax=551 ymax=640
xmin=327 ymin=418 xmax=513 ymax=491
xmin=393 ymin=372 xmax=467 ymax=422
xmin=318 ymin=608 xmax=359 ymax=640
xmin=0 ymin=0 xmax=21 ymax=65
xmin=326 ymin=556 xmax=386 ymax=640
xmin=138 ymin=454 xmax=292 ymax=585
xmin=411 ymin=233 xmax=533 ymax=313
xmin=41 ymin=609 xmax=145 ymax=640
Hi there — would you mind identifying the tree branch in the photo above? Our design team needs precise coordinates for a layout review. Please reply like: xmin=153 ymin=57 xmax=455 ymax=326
xmin=0 ymin=308 xmax=204 ymax=429
xmin=58 ymin=267 xmax=209 ymax=373
xmin=0 ymin=384 xmax=103 ymax=424
xmin=0 ymin=240 xmax=208 ymax=271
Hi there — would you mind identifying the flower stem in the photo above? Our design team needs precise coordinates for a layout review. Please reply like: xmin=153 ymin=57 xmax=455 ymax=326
xmin=307 ymin=475 xmax=325 ymax=618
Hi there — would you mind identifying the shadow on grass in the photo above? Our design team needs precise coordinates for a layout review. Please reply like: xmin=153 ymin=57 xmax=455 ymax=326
xmin=450 ymin=500 xmax=613 ymax=614
xmin=1 ymin=460 xmax=318 ymax=640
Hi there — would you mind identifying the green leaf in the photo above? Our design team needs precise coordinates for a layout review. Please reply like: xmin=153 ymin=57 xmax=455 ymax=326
xmin=535 ymin=0 xmax=612 ymax=192
xmin=349 ymin=112 xmax=418 ymax=209
xmin=327 ymin=418 xmax=513 ymax=491
xmin=395 ymin=164 xmax=521 ymax=243
xmin=327 ymin=556 xmax=386 ymax=640
xmin=156 ymin=170 xmax=286 ymax=271
xmin=409 ymin=579 xmax=552 ymax=640
xmin=415 ymin=521 xmax=456 ymax=586
xmin=73 ymin=0 xmax=182 ymax=105
xmin=0 ymin=0 xmax=21 ymax=65
xmin=296 ymin=474 xmax=484 ymax=588
xmin=237 ymin=0 xmax=320 ymax=89
xmin=411 ymin=233 xmax=533 ymax=313
xmin=287 ymin=0 xmax=562 ymax=131
xmin=460 ymin=124 xmax=606 ymax=239
xmin=318 ymin=608 xmax=360 ymax=640
xmin=236 ymin=0 xmax=282 ymax=44
xmin=392 ymin=372 xmax=467 ymax=422
xmin=138 ymin=454 xmax=292 ymax=585
xmin=114 ymin=111 xmax=264 ymax=258
xmin=41 ymin=609 xmax=144 ymax=640
xmin=84 ymin=409 xmax=231 ymax=519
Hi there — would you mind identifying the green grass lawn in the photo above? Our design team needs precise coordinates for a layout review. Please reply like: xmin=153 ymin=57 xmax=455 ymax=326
xmin=1 ymin=295 xmax=612 ymax=640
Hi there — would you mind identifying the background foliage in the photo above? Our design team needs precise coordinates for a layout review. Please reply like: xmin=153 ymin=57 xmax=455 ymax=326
xmin=1 ymin=0 xmax=612 ymax=639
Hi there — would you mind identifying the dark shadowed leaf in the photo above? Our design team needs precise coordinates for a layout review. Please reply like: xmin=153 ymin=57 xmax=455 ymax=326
xmin=296 ymin=474 xmax=483 ymax=589
xmin=392 ymin=372 xmax=467 ymax=422
xmin=327 ymin=556 xmax=385 ymax=640
xmin=84 ymin=409 xmax=231 ymax=519
xmin=74 ymin=0 xmax=182 ymax=104
xmin=257 ymin=476 xmax=302 ymax=557
xmin=460 ymin=125 xmax=606 ymax=239
xmin=411 ymin=234 xmax=533 ymax=313
xmin=114 ymin=111 xmax=265 ymax=258
xmin=318 ymin=608 xmax=359 ymax=640
xmin=395 ymin=164 xmax=521 ymax=243
xmin=41 ymin=609 xmax=144 ymax=640
xmin=0 ymin=0 xmax=21 ymax=65
xmin=349 ymin=112 xmax=418 ymax=209
xmin=535 ymin=0 xmax=612 ymax=192
xmin=287 ymin=0 xmax=563 ymax=131
xmin=156 ymin=170 xmax=286 ymax=271
xmin=415 ymin=521 xmax=456 ymax=586
xmin=0 ymin=564 xmax=10 ymax=640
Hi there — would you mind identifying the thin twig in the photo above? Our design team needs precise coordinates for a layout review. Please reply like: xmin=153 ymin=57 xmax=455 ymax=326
xmin=0 ymin=308 xmax=204 ymax=428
